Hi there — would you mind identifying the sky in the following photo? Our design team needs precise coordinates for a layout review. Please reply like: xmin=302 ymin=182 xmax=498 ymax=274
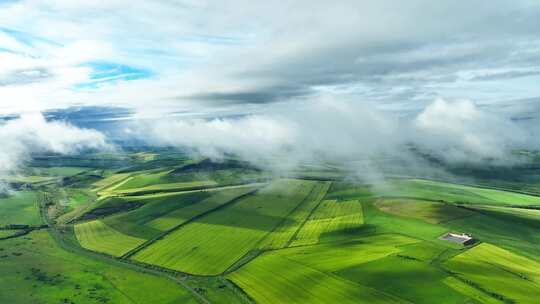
xmin=1 ymin=1 xmax=540 ymax=176
xmin=0 ymin=0 xmax=539 ymax=118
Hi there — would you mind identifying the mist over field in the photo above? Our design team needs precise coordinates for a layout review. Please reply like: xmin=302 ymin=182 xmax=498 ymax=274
xmin=140 ymin=95 xmax=536 ymax=176
xmin=0 ymin=113 xmax=111 ymax=191
xmin=2 ymin=2 xmax=540 ymax=304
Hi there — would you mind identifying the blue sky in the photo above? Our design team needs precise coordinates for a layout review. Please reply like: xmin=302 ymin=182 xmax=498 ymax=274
xmin=0 ymin=0 xmax=539 ymax=120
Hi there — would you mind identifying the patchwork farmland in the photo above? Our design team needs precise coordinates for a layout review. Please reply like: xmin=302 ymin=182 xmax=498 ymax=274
xmin=4 ymin=154 xmax=540 ymax=303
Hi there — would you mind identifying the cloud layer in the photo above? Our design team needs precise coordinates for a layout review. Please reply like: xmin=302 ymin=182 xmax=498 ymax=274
xmin=0 ymin=113 xmax=111 ymax=177
xmin=143 ymin=96 xmax=532 ymax=172
xmin=0 ymin=1 xmax=539 ymax=117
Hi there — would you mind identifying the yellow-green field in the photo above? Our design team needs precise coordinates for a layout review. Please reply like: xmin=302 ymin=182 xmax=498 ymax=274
xmin=0 ymin=191 xmax=41 ymax=226
xmin=257 ymin=181 xmax=332 ymax=249
xmin=375 ymin=198 xmax=474 ymax=224
xmin=228 ymin=253 xmax=403 ymax=304
xmin=444 ymin=243 xmax=540 ymax=303
xmin=145 ymin=185 xmax=258 ymax=231
xmin=75 ymin=220 xmax=146 ymax=256
xmin=291 ymin=199 xmax=363 ymax=246
xmin=133 ymin=179 xmax=316 ymax=275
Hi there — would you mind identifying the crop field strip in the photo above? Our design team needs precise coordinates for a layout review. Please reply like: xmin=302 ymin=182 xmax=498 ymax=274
xmin=389 ymin=179 xmax=540 ymax=206
xmin=0 ymin=191 xmax=42 ymax=227
xmin=444 ymin=243 xmax=540 ymax=303
xmin=290 ymin=199 xmax=363 ymax=246
xmin=278 ymin=234 xmax=420 ymax=273
xmin=101 ymin=191 xmax=213 ymax=239
xmin=374 ymin=198 xmax=475 ymax=224
xmin=257 ymin=181 xmax=332 ymax=250
xmin=1 ymin=230 xmax=199 ymax=304
xmin=120 ymin=186 xmax=261 ymax=259
xmin=74 ymin=220 xmax=146 ymax=257
xmin=145 ymin=185 xmax=260 ymax=231
xmin=132 ymin=179 xmax=316 ymax=275
xmin=112 ymin=180 xmax=218 ymax=195
xmin=228 ymin=254 xmax=405 ymax=304
xmin=227 ymin=234 xmax=417 ymax=304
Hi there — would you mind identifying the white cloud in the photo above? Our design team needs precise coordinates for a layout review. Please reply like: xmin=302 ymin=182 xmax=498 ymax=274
xmin=413 ymin=98 xmax=529 ymax=163
xmin=0 ymin=113 xmax=112 ymax=178
xmin=0 ymin=1 xmax=539 ymax=116
xmin=142 ymin=95 xmax=532 ymax=171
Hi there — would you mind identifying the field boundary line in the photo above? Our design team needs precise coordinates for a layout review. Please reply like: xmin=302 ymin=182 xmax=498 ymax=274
xmin=114 ymin=179 xmax=270 ymax=196
xmin=220 ymin=277 xmax=256 ymax=304
xmin=284 ymin=181 xmax=332 ymax=248
xmin=390 ymin=176 xmax=540 ymax=198
xmin=40 ymin=189 xmax=213 ymax=304
xmin=120 ymin=187 xmax=261 ymax=259
xmin=279 ymin=253 xmax=414 ymax=304
xmin=223 ymin=181 xmax=331 ymax=275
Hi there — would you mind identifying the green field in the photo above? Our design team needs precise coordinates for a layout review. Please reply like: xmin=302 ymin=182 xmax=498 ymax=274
xmin=145 ymin=185 xmax=259 ymax=231
xmin=101 ymin=191 xmax=212 ymax=239
xmin=75 ymin=220 xmax=146 ymax=256
xmin=114 ymin=180 xmax=218 ymax=195
xmin=279 ymin=234 xmax=419 ymax=273
xmin=133 ymin=179 xmax=316 ymax=275
xmin=6 ymin=151 xmax=540 ymax=303
xmin=0 ymin=230 xmax=197 ymax=304
xmin=291 ymin=199 xmax=363 ymax=246
xmin=0 ymin=191 xmax=41 ymax=226
xmin=444 ymin=243 xmax=540 ymax=303
xmin=0 ymin=230 xmax=20 ymax=238
xmin=338 ymin=253 xmax=470 ymax=304
xmin=257 ymin=181 xmax=331 ymax=249
xmin=102 ymin=185 xmax=258 ymax=239
xmin=386 ymin=179 xmax=540 ymax=206
xmin=375 ymin=198 xmax=474 ymax=224
xmin=92 ymin=173 xmax=131 ymax=192
xmin=228 ymin=253 xmax=404 ymax=304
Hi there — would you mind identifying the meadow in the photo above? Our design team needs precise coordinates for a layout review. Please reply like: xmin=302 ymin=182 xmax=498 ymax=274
xmin=74 ymin=220 xmax=146 ymax=256
xmin=227 ymin=252 xmax=404 ymax=304
xmin=291 ymin=199 xmax=364 ymax=246
xmin=0 ymin=191 xmax=41 ymax=226
xmin=133 ymin=179 xmax=316 ymax=275
xmin=3 ymin=152 xmax=540 ymax=303
xmin=0 ymin=230 xmax=198 ymax=304
xmin=444 ymin=243 xmax=540 ymax=303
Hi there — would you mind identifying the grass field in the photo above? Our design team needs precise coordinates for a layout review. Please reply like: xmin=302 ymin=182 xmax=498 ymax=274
xmin=444 ymin=243 xmax=540 ymax=303
xmin=75 ymin=220 xmax=146 ymax=256
xmin=227 ymin=253 xmax=404 ymax=304
xmin=0 ymin=230 xmax=197 ymax=304
xmin=92 ymin=173 xmax=131 ymax=191
xmin=280 ymin=234 xmax=419 ymax=273
xmin=386 ymin=179 xmax=540 ymax=206
xmin=0 ymin=230 xmax=20 ymax=238
xmin=258 ymin=181 xmax=331 ymax=249
xmin=363 ymin=199 xmax=451 ymax=243
xmin=114 ymin=180 xmax=218 ymax=195
xmin=375 ymin=198 xmax=474 ymax=224
xmin=114 ymin=170 xmax=171 ymax=190
xmin=101 ymin=191 xmax=212 ymax=239
xmin=445 ymin=209 xmax=540 ymax=261
xmin=102 ymin=186 xmax=258 ymax=239
xmin=338 ymin=254 xmax=471 ymax=304
xmin=0 ymin=191 xmax=41 ymax=226
xmin=468 ymin=204 xmax=540 ymax=221
xmin=32 ymin=166 xmax=90 ymax=176
xmin=145 ymin=185 xmax=259 ymax=231
xmin=8 ymin=153 xmax=540 ymax=303
xmin=133 ymin=179 xmax=316 ymax=275
xmin=291 ymin=199 xmax=363 ymax=246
